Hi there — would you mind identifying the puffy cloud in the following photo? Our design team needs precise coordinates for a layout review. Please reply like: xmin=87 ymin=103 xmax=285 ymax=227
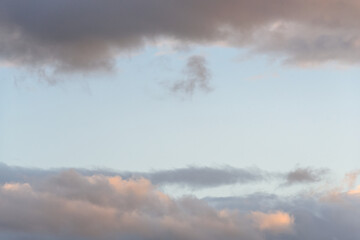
xmin=0 ymin=165 xmax=360 ymax=239
xmin=0 ymin=170 xmax=288 ymax=240
xmin=207 ymin=189 xmax=360 ymax=240
xmin=1 ymin=0 xmax=360 ymax=73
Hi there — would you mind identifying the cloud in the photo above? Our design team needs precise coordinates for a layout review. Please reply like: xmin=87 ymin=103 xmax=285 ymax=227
xmin=0 ymin=162 xmax=58 ymax=184
xmin=1 ymin=0 xmax=360 ymax=73
xmin=145 ymin=166 xmax=266 ymax=188
xmin=250 ymin=211 xmax=294 ymax=233
xmin=344 ymin=170 xmax=360 ymax=189
xmin=283 ymin=167 xmax=329 ymax=185
xmin=144 ymin=166 xmax=329 ymax=189
xmin=348 ymin=186 xmax=360 ymax=195
xmin=1 ymin=168 xmax=360 ymax=239
xmin=0 ymin=163 xmax=267 ymax=189
xmin=206 ymin=189 xmax=360 ymax=240
xmin=0 ymin=163 xmax=329 ymax=190
xmin=0 ymin=170 xmax=291 ymax=240
xmin=170 ymin=55 xmax=212 ymax=95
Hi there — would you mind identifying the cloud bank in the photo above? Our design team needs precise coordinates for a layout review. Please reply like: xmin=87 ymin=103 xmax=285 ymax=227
xmin=0 ymin=170 xmax=293 ymax=240
xmin=1 ymin=0 xmax=360 ymax=73
xmin=0 ymin=168 xmax=360 ymax=240
xmin=206 ymin=190 xmax=360 ymax=240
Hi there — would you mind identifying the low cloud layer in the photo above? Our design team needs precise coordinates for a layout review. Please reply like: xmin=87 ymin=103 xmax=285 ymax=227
xmin=0 ymin=163 xmax=329 ymax=189
xmin=1 ymin=0 xmax=360 ymax=73
xmin=206 ymin=190 xmax=360 ymax=240
xmin=0 ymin=171 xmax=293 ymax=240
xmin=0 ymin=168 xmax=359 ymax=240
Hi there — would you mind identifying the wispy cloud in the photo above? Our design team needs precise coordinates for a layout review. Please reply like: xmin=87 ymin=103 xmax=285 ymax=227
xmin=283 ymin=167 xmax=329 ymax=186
xmin=170 ymin=55 xmax=212 ymax=95
xmin=0 ymin=163 xmax=265 ymax=188
xmin=145 ymin=166 xmax=264 ymax=188
xmin=0 ymin=163 xmax=330 ymax=189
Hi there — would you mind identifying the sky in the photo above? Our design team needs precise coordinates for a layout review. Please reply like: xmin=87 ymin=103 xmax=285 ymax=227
xmin=1 ymin=0 xmax=360 ymax=239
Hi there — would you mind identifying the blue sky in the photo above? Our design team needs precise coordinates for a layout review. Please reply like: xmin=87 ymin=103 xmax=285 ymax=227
xmin=1 ymin=45 xmax=359 ymax=175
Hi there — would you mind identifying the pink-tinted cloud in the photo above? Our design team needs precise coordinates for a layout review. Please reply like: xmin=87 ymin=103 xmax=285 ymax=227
xmin=0 ymin=171 xmax=281 ymax=240
xmin=348 ymin=185 xmax=360 ymax=195
xmin=250 ymin=211 xmax=294 ymax=233
xmin=0 ymin=168 xmax=360 ymax=239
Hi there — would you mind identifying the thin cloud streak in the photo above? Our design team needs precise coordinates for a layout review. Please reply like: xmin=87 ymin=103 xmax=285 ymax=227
xmin=0 ymin=163 xmax=329 ymax=189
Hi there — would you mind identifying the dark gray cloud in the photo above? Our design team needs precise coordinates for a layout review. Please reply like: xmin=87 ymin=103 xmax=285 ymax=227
xmin=171 ymin=55 xmax=212 ymax=95
xmin=284 ymin=167 xmax=329 ymax=185
xmin=1 ymin=0 xmax=360 ymax=73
